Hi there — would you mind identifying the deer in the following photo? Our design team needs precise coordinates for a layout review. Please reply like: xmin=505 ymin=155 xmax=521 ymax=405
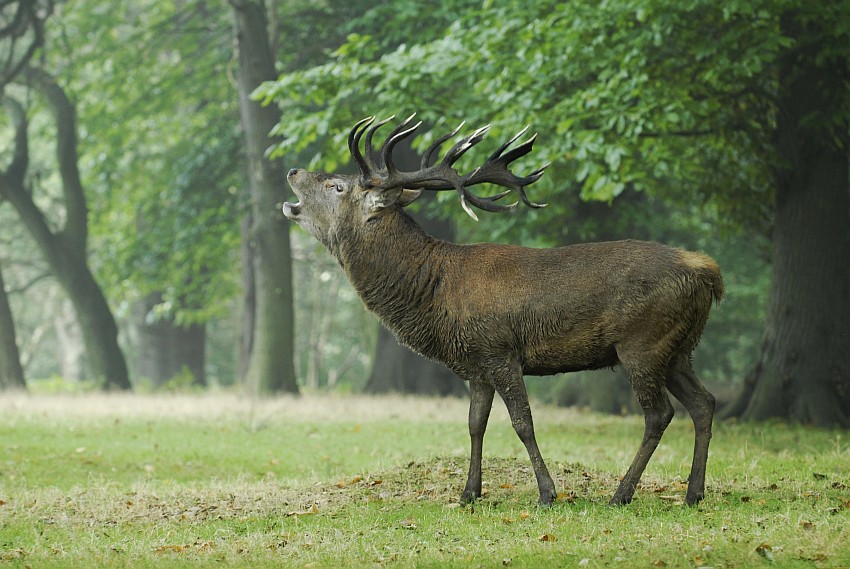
xmin=283 ymin=114 xmax=723 ymax=507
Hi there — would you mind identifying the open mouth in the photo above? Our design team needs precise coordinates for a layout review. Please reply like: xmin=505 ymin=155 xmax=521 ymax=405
xmin=282 ymin=201 xmax=302 ymax=219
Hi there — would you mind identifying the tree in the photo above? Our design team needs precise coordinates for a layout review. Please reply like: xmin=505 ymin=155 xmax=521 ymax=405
xmin=0 ymin=261 xmax=25 ymax=389
xmin=0 ymin=71 xmax=131 ymax=389
xmin=259 ymin=0 xmax=850 ymax=423
xmin=230 ymin=0 xmax=297 ymax=393
xmin=724 ymin=10 xmax=850 ymax=425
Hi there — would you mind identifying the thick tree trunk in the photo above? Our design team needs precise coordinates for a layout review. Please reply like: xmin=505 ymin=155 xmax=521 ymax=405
xmin=239 ymin=214 xmax=255 ymax=382
xmin=54 ymin=298 xmax=84 ymax=381
xmin=724 ymin=13 xmax=850 ymax=426
xmin=131 ymin=293 xmax=206 ymax=387
xmin=231 ymin=0 xmax=297 ymax=393
xmin=57 ymin=249 xmax=131 ymax=389
xmin=0 ymin=263 xmax=26 ymax=390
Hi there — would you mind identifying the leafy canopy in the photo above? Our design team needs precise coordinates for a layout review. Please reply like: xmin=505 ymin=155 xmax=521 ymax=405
xmin=258 ymin=0 xmax=849 ymax=241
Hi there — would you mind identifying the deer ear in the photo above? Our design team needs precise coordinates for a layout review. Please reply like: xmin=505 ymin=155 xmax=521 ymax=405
xmin=365 ymin=187 xmax=404 ymax=214
xmin=397 ymin=189 xmax=423 ymax=207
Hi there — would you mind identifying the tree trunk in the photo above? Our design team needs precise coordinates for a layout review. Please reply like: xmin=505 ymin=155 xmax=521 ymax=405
xmin=57 ymin=248 xmax=131 ymax=389
xmin=0 ymin=262 xmax=26 ymax=390
xmin=239 ymin=214 xmax=255 ymax=383
xmin=54 ymin=298 xmax=83 ymax=382
xmin=131 ymin=293 xmax=206 ymax=388
xmin=231 ymin=0 xmax=297 ymax=394
xmin=724 ymin=13 xmax=850 ymax=426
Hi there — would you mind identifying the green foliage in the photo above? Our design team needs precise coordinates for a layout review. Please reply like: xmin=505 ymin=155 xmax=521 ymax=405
xmin=2 ymin=395 xmax=849 ymax=567
xmin=259 ymin=0 xmax=848 ymax=238
xmin=49 ymin=0 xmax=242 ymax=325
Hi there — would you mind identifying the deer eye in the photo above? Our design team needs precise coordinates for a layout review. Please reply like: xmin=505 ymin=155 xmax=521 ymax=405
xmin=327 ymin=182 xmax=344 ymax=193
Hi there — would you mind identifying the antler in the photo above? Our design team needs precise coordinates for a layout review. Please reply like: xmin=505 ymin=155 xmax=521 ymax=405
xmin=348 ymin=114 xmax=549 ymax=220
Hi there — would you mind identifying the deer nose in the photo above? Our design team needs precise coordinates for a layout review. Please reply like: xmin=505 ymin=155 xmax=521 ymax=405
xmin=287 ymin=168 xmax=300 ymax=177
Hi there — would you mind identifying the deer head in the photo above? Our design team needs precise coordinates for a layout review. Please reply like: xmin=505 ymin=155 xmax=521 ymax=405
xmin=284 ymin=114 xmax=549 ymax=247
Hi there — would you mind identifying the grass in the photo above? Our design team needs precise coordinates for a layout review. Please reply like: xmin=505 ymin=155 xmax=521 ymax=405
xmin=1 ymin=393 xmax=848 ymax=568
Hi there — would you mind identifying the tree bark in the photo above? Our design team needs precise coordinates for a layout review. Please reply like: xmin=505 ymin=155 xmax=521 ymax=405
xmin=0 ymin=262 xmax=26 ymax=390
xmin=131 ymin=293 xmax=206 ymax=388
xmin=231 ymin=0 xmax=298 ymax=394
xmin=724 ymin=13 xmax=850 ymax=426
xmin=0 ymin=72 xmax=130 ymax=390
xmin=54 ymin=298 xmax=84 ymax=382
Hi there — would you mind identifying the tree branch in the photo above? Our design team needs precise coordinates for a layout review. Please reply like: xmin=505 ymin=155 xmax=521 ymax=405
xmin=1 ymin=96 xmax=27 ymax=186
xmin=21 ymin=66 xmax=88 ymax=251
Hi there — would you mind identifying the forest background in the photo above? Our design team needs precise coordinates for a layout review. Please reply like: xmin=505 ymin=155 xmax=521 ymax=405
xmin=0 ymin=0 xmax=848 ymax=427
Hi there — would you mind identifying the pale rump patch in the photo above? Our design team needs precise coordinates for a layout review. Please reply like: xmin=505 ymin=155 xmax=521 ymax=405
xmin=677 ymin=249 xmax=720 ymax=273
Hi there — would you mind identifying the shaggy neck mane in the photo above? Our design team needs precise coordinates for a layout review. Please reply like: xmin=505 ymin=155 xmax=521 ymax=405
xmin=335 ymin=208 xmax=450 ymax=353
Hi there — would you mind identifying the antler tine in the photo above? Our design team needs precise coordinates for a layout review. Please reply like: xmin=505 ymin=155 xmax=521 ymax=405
xmin=486 ymin=125 xmax=530 ymax=163
xmin=496 ymin=131 xmax=539 ymax=167
xmin=382 ymin=117 xmax=423 ymax=174
xmin=364 ymin=115 xmax=396 ymax=170
xmin=516 ymin=182 xmax=548 ymax=209
xmin=348 ymin=116 xmax=375 ymax=178
xmin=421 ymin=121 xmax=466 ymax=169
xmin=378 ymin=113 xmax=417 ymax=162
xmin=441 ymin=124 xmax=491 ymax=167
xmin=458 ymin=186 xmax=518 ymax=222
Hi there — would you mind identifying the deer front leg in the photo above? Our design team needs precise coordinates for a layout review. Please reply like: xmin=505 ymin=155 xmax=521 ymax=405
xmin=493 ymin=370 xmax=557 ymax=506
xmin=460 ymin=379 xmax=495 ymax=504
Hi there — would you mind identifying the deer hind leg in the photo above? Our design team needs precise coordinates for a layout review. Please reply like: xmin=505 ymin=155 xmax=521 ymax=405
xmin=489 ymin=363 xmax=557 ymax=506
xmin=665 ymin=354 xmax=715 ymax=505
xmin=611 ymin=357 xmax=675 ymax=506
xmin=461 ymin=379 xmax=495 ymax=504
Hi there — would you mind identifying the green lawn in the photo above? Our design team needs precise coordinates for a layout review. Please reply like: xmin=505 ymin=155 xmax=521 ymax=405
xmin=1 ymin=393 xmax=848 ymax=568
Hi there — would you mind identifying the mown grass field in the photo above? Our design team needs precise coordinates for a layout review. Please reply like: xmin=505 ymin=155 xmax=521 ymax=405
xmin=1 ymin=393 xmax=848 ymax=568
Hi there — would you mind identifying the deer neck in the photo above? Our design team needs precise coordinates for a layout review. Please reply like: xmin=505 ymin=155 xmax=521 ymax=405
xmin=336 ymin=209 xmax=446 ymax=337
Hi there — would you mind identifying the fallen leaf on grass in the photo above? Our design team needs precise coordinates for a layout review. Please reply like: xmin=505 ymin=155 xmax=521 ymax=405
xmin=519 ymin=510 xmax=530 ymax=520
xmin=658 ymin=495 xmax=684 ymax=505
xmin=755 ymin=543 xmax=775 ymax=561
xmin=335 ymin=475 xmax=365 ymax=488
xmin=285 ymin=504 xmax=319 ymax=517
xmin=155 ymin=545 xmax=187 ymax=554
xmin=399 ymin=518 xmax=417 ymax=530
xmin=538 ymin=533 xmax=557 ymax=542
xmin=557 ymin=491 xmax=577 ymax=503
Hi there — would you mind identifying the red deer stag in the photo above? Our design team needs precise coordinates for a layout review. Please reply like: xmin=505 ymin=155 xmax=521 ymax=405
xmin=284 ymin=114 xmax=723 ymax=506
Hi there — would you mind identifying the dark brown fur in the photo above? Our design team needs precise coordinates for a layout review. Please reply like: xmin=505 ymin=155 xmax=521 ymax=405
xmin=285 ymin=161 xmax=722 ymax=507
